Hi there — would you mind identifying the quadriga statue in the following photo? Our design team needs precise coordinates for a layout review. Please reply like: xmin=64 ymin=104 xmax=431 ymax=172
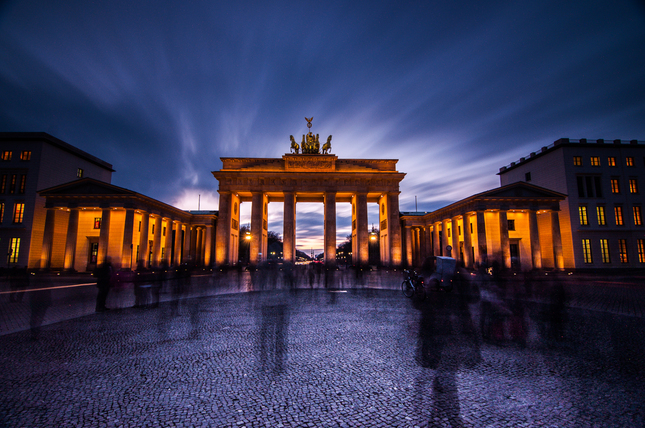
xmin=322 ymin=135 xmax=332 ymax=154
xmin=289 ymin=135 xmax=300 ymax=154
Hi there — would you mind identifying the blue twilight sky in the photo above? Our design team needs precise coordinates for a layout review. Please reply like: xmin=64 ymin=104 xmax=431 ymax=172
xmin=1 ymin=0 xmax=645 ymax=254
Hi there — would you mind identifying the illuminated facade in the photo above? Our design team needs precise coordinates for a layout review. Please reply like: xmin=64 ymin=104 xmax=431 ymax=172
xmin=499 ymin=138 xmax=645 ymax=269
xmin=400 ymin=182 xmax=566 ymax=271
xmin=0 ymin=133 xmax=113 ymax=269
xmin=38 ymin=179 xmax=215 ymax=271
xmin=212 ymin=155 xmax=406 ymax=267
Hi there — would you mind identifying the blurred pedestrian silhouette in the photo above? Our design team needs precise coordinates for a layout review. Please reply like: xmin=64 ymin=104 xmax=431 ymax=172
xmin=94 ymin=257 xmax=113 ymax=312
xmin=258 ymin=302 xmax=289 ymax=375
xmin=8 ymin=266 xmax=28 ymax=303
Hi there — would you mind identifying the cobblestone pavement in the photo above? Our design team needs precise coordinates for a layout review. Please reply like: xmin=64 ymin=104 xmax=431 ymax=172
xmin=1 ymin=269 xmax=644 ymax=427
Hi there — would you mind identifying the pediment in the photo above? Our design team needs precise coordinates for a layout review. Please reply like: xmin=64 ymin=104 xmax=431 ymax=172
xmin=477 ymin=182 xmax=566 ymax=199
xmin=39 ymin=178 xmax=135 ymax=196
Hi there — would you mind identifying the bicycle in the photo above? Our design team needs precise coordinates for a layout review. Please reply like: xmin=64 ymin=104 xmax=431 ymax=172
xmin=401 ymin=269 xmax=425 ymax=300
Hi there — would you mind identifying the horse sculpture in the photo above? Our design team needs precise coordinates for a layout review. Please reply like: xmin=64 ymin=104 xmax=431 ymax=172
xmin=289 ymin=135 xmax=300 ymax=154
xmin=322 ymin=135 xmax=332 ymax=154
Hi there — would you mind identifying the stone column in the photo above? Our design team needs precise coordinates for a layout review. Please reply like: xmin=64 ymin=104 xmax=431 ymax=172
xmin=529 ymin=210 xmax=542 ymax=269
xmin=499 ymin=210 xmax=511 ymax=269
xmin=404 ymin=226 xmax=413 ymax=267
xmin=120 ymin=209 xmax=135 ymax=270
xmin=40 ymin=209 xmax=56 ymax=269
xmin=451 ymin=217 xmax=460 ymax=263
xmin=442 ymin=218 xmax=450 ymax=257
xmin=250 ymin=192 xmax=264 ymax=265
xmin=97 ymin=208 xmax=111 ymax=266
xmin=388 ymin=192 xmax=402 ymax=267
xmin=551 ymin=211 xmax=564 ymax=270
xmin=433 ymin=222 xmax=440 ymax=256
xmin=203 ymin=225 xmax=213 ymax=266
xmin=173 ymin=222 xmax=183 ymax=265
xmin=463 ymin=213 xmax=473 ymax=269
xmin=152 ymin=216 xmax=163 ymax=268
xmin=215 ymin=191 xmax=231 ymax=266
xmin=283 ymin=192 xmax=296 ymax=264
xmin=476 ymin=211 xmax=488 ymax=265
xmin=138 ymin=212 xmax=149 ymax=268
xmin=324 ymin=192 xmax=337 ymax=266
xmin=164 ymin=219 xmax=173 ymax=266
xmin=184 ymin=225 xmax=193 ymax=264
xmin=63 ymin=209 xmax=79 ymax=271
xmin=356 ymin=193 xmax=368 ymax=265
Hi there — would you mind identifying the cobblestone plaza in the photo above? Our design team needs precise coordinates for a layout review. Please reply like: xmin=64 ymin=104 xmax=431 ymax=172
xmin=1 ymin=270 xmax=644 ymax=427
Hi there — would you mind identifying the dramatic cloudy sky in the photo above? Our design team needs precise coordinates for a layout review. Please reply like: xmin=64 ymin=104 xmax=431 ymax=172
xmin=1 ymin=0 xmax=644 ymax=254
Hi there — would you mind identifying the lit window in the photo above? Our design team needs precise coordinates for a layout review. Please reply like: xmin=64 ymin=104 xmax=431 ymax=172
xmin=582 ymin=239 xmax=593 ymax=263
xmin=615 ymin=206 xmax=624 ymax=226
xmin=629 ymin=178 xmax=639 ymax=194
xmin=1 ymin=151 xmax=12 ymax=161
xmin=12 ymin=203 xmax=24 ymax=223
xmin=596 ymin=206 xmax=606 ymax=226
xmin=607 ymin=157 xmax=616 ymax=167
xmin=590 ymin=156 xmax=600 ymax=166
xmin=19 ymin=175 xmax=26 ymax=194
xmin=626 ymin=157 xmax=634 ymax=167
xmin=611 ymin=178 xmax=620 ymax=194
xmin=573 ymin=156 xmax=582 ymax=166
xmin=0 ymin=175 xmax=5 ymax=193
xmin=77 ymin=168 xmax=84 ymax=178
xmin=600 ymin=239 xmax=611 ymax=264
xmin=638 ymin=240 xmax=645 ymax=263
xmin=9 ymin=238 xmax=20 ymax=264
xmin=634 ymin=206 xmax=642 ymax=226
xmin=20 ymin=151 xmax=31 ymax=161
xmin=507 ymin=219 xmax=515 ymax=231
xmin=161 ymin=247 xmax=165 ymax=260
xmin=578 ymin=206 xmax=588 ymax=226
xmin=0 ymin=202 xmax=4 ymax=223
xmin=94 ymin=218 xmax=101 ymax=229
xmin=618 ymin=239 xmax=629 ymax=263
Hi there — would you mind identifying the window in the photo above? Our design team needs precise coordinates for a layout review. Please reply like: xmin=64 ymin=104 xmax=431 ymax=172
xmin=163 ymin=226 xmax=166 ymax=237
xmin=8 ymin=238 xmax=20 ymax=264
xmin=618 ymin=239 xmax=629 ymax=263
xmin=458 ymin=225 xmax=461 ymax=236
xmin=590 ymin=156 xmax=600 ymax=166
xmin=600 ymin=239 xmax=611 ymax=264
xmin=1 ymin=151 xmax=12 ymax=161
xmin=152 ymin=224 xmax=155 ymax=235
xmin=0 ymin=202 xmax=4 ymax=223
xmin=638 ymin=240 xmax=645 ymax=263
xmin=12 ymin=202 xmax=24 ymax=224
xmin=0 ymin=175 xmax=5 ymax=193
xmin=161 ymin=247 xmax=165 ymax=260
xmin=611 ymin=178 xmax=620 ymax=194
xmin=19 ymin=175 xmax=26 ymax=194
xmin=138 ymin=221 xmax=141 ymax=232
xmin=77 ymin=168 xmax=84 ymax=178
xmin=447 ymin=228 xmax=451 ymax=238
xmin=573 ymin=156 xmax=582 ymax=166
xmin=634 ymin=206 xmax=642 ymax=226
xmin=578 ymin=206 xmax=588 ymax=226
xmin=596 ymin=206 xmax=606 ymax=226
xmin=94 ymin=218 xmax=101 ymax=229
xmin=9 ymin=175 xmax=16 ymax=194
xmin=629 ymin=178 xmax=639 ymax=194
xmin=525 ymin=172 xmax=531 ymax=182
xmin=614 ymin=206 xmax=624 ymax=226
xmin=626 ymin=157 xmax=634 ymax=167
xmin=582 ymin=239 xmax=593 ymax=264
xmin=20 ymin=151 xmax=31 ymax=161
xmin=607 ymin=157 xmax=616 ymax=167
xmin=577 ymin=176 xmax=603 ymax=198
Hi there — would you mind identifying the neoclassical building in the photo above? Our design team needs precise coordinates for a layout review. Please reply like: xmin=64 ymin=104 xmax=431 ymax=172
xmin=38 ymin=179 xmax=215 ymax=271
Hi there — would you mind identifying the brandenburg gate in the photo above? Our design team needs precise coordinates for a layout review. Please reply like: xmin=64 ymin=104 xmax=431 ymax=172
xmin=212 ymin=120 xmax=406 ymax=267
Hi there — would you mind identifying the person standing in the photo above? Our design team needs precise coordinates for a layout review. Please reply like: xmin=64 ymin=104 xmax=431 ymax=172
xmin=94 ymin=257 xmax=113 ymax=312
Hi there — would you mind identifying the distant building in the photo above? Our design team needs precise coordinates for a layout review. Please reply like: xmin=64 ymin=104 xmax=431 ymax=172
xmin=498 ymin=138 xmax=645 ymax=269
xmin=0 ymin=133 xmax=113 ymax=269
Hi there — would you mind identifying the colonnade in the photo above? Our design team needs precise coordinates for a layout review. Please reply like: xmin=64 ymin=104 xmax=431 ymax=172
xmin=403 ymin=208 xmax=564 ymax=271
xmin=40 ymin=207 xmax=214 ymax=271
xmin=215 ymin=191 xmax=403 ymax=267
